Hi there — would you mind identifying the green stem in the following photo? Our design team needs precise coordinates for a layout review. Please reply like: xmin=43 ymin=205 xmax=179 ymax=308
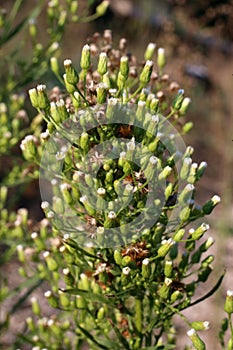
xmin=134 ymin=298 xmax=143 ymax=348
xmin=228 ymin=314 xmax=233 ymax=344
xmin=126 ymin=85 xmax=143 ymax=103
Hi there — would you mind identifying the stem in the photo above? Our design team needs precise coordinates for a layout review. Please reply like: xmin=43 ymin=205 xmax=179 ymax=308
xmin=126 ymin=85 xmax=143 ymax=103
xmin=134 ymin=298 xmax=143 ymax=348
xmin=228 ymin=314 xmax=233 ymax=344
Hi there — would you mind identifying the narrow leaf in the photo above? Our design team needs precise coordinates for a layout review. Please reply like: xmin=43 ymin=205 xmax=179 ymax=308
xmin=108 ymin=318 xmax=131 ymax=350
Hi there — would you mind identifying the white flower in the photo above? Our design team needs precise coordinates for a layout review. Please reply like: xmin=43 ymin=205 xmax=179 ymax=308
xmin=122 ymin=267 xmax=131 ymax=275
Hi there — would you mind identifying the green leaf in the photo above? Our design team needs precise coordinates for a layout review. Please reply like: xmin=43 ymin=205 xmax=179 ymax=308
xmin=76 ymin=324 xmax=109 ymax=350
xmin=0 ymin=17 xmax=28 ymax=46
xmin=108 ymin=318 xmax=131 ymax=350
xmin=141 ymin=345 xmax=176 ymax=350
xmin=181 ymin=270 xmax=225 ymax=310
xmin=0 ymin=0 xmax=44 ymax=47
xmin=60 ymin=288 xmax=115 ymax=305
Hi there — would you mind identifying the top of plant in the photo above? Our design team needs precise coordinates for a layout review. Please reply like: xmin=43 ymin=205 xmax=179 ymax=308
xmin=25 ymin=30 xmax=220 ymax=248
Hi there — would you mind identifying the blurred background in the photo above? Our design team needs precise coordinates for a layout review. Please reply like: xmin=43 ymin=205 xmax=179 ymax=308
xmin=1 ymin=0 xmax=233 ymax=348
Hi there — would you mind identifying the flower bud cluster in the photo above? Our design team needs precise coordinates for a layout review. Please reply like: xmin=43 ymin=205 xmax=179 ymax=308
xmin=21 ymin=30 xmax=223 ymax=350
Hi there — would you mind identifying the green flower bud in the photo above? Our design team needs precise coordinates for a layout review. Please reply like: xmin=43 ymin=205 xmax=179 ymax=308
xmin=140 ymin=60 xmax=153 ymax=86
xmin=0 ymin=186 xmax=8 ymax=209
xmin=202 ymin=256 xmax=215 ymax=269
xmin=191 ymin=223 xmax=210 ymax=240
xmin=120 ymin=56 xmax=129 ymax=78
xmin=29 ymin=19 xmax=37 ymax=38
xmin=47 ymin=41 xmax=59 ymax=56
xmin=80 ymin=195 xmax=95 ymax=215
xmin=44 ymin=290 xmax=59 ymax=308
xmin=97 ymin=82 xmax=108 ymax=104
xmin=200 ymin=237 xmax=214 ymax=252
xmin=179 ymin=97 xmax=191 ymax=115
xmin=123 ymin=184 xmax=134 ymax=199
xmin=184 ymin=146 xmax=194 ymax=157
xmin=26 ymin=317 xmax=36 ymax=332
xmin=187 ymin=329 xmax=206 ymax=350
xmin=29 ymin=88 xmax=39 ymax=108
xmin=191 ymin=321 xmax=210 ymax=331
xmin=63 ymin=267 xmax=75 ymax=286
xmin=97 ymin=306 xmax=105 ymax=321
xmin=117 ymin=71 xmax=126 ymax=90
xmin=150 ymin=97 xmax=160 ymax=113
xmin=58 ymin=9 xmax=67 ymax=26
xmin=31 ymin=231 xmax=46 ymax=250
xmin=182 ymin=121 xmax=194 ymax=134
xmin=70 ymin=1 xmax=78 ymax=14
xmin=170 ymin=290 xmax=183 ymax=303
xmin=227 ymin=338 xmax=233 ymax=350
xmin=17 ymin=244 xmax=25 ymax=263
xmin=224 ymin=290 xmax=233 ymax=314
xmin=40 ymin=129 xmax=50 ymax=143
xmin=198 ymin=265 xmax=212 ymax=282
xmin=114 ymin=249 xmax=122 ymax=265
xmin=136 ymin=100 xmax=146 ymax=122
xmin=91 ymin=280 xmax=101 ymax=294
xmin=37 ymin=84 xmax=50 ymax=110
xmin=96 ymin=0 xmax=109 ymax=16
xmin=146 ymin=114 xmax=159 ymax=137
xmin=144 ymin=42 xmax=156 ymax=60
xmin=30 ymin=297 xmax=41 ymax=316
xmin=50 ymin=57 xmax=59 ymax=77
xmin=157 ymin=47 xmax=166 ymax=71
xmin=180 ymin=157 xmax=192 ymax=180
xmin=80 ymin=44 xmax=91 ymax=71
xmin=196 ymin=161 xmax=207 ymax=180
xmin=144 ymin=155 xmax=158 ymax=181
xmin=172 ymin=89 xmax=185 ymax=111
xmin=148 ymin=136 xmax=159 ymax=152
xmin=157 ymin=239 xmax=174 ymax=257
xmin=187 ymin=162 xmax=198 ymax=183
xmin=56 ymin=99 xmax=69 ymax=121
xmin=79 ymin=273 xmax=90 ymax=291
xmin=106 ymin=98 xmax=118 ymax=121
xmin=172 ymin=229 xmax=185 ymax=242
xmin=98 ymin=52 xmax=108 ymax=76
xmin=59 ymin=290 xmax=70 ymax=308
xmin=63 ymin=73 xmax=76 ymax=93
xmin=76 ymin=295 xmax=86 ymax=309
xmin=158 ymin=166 xmax=172 ymax=181
xmin=85 ymin=174 xmax=94 ymax=188
xmin=147 ymin=93 xmax=155 ymax=109
xmin=179 ymin=206 xmax=191 ymax=223
xmin=139 ymin=88 xmax=148 ymax=101
xmin=43 ymin=251 xmax=58 ymax=271
xmin=121 ymin=255 xmax=134 ymax=267
xmin=164 ymin=260 xmax=173 ymax=278
xmin=18 ymin=266 xmax=28 ymax=278
xmin=64 ymin=59 xmax=79 ymax=85
xmin=60 ymin=183 xmax=73 ymax=205
xmin=20 ymin=135 xmax=38 ymax=160
xmin=202 ymin=195 xmax=221 ymax=215
xmin=72 ymin=91 xmax=81 ymax=109
xmin=104 ymin=210 xmax=117 ymax=228
xmin=80 ymin=132 xmax=90 ymax=152
xmin=178 ymin=184 xmax=195 ymax=204
xmin=48 ymin=318 xmax=61 ymax=336
xmin=102 ymin=72 xmax=111 ymax=87
xmin=142 ymin=258 xmax=151 ymax=279
xmin=121 ymin=266 xmax=131 ymax=286
xmin=158 ymin=278 xmax=172 ymax=299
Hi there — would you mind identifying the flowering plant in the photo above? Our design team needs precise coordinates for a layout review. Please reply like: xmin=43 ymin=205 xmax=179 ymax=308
xmin=16 ymin=30 xmax=229 ymax=350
